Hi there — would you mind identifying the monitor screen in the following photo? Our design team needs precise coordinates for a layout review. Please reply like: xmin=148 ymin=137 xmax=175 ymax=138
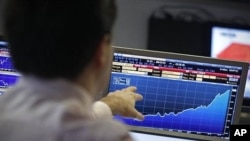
xmin=210 ymin=24 xmax=250 ymax=107
xmin=108 ymin=46 xmax=248 ymax=141
xmin=0 ymin=40 xmax=20 ymax=96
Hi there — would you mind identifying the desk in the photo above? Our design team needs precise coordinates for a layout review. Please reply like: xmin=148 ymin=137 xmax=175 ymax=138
xmin=130 ymin=132 xmax=196 ymax=141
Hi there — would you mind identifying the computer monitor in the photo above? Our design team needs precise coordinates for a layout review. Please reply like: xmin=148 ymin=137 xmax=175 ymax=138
xmin=0 ymin=38 xmax=20 ymax=95
xmin=108 ymin=46 xmax=249 ymax=141
xmin=209 ymin=23 xmax=250 ymax=110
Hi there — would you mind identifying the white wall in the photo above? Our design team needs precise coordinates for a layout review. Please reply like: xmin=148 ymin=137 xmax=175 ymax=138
xmin=113 ymin=0 xmax=250 ymax=49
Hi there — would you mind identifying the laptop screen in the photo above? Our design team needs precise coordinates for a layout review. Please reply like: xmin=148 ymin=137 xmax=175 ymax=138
xmin=108 ymin=46 xmax=248 ymax=140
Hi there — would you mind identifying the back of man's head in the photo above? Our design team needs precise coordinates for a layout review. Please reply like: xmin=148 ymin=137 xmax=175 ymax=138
xmin=3 ymin=0 xmax=116 ymax=80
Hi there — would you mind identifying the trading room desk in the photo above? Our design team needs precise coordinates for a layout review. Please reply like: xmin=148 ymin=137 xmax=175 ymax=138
xmin=130 ymin=132 xmax=197 ymax=141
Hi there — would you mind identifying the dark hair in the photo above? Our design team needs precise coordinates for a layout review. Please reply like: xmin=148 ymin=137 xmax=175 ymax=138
xmin=3 ymin=0 xmax=116 ymax=80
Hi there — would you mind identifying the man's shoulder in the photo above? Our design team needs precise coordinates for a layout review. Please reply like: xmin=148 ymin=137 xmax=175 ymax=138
xmin=62 ymin=118 xmax=131 ymax=141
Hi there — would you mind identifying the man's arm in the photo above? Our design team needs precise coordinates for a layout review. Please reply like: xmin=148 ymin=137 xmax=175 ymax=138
xmin=92 ymin=101 xmax=113 ymax=118
xmin=92 ymin=86 xmax=144 ymax=120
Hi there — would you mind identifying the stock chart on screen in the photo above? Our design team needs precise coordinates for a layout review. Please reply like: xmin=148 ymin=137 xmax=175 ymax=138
xmin=112 ymin=74 xmax=231 ymax=134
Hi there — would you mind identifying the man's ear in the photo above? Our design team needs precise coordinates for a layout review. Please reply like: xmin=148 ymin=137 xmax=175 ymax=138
xmin=93 ymin=35 xmax=111 ymax=68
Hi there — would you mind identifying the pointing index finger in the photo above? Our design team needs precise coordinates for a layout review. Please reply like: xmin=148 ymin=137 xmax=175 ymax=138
xmin=123 ymin=86 xmax=137 ymax=92
xmin=134 ymin=93 xmax=143 ymax=101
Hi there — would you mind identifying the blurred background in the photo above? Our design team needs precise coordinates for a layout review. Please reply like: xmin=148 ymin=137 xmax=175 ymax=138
xmin=1 ymin=0 xmax=250 ymax=51
xmin=112 ymin=0 xmax=250 ymax=50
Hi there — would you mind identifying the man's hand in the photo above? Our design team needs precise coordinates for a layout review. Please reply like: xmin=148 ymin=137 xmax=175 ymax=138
xmin=100 ymin=86 xmax=144 ymax=120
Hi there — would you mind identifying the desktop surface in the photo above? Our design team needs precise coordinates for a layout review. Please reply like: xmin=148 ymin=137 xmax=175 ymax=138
xmin=130 ymin=132 xmax=197 ymax=141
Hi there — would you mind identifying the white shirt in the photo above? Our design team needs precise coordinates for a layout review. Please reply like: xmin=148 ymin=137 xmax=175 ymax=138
xmin=0 ymin=76 xmax=131 ymax=141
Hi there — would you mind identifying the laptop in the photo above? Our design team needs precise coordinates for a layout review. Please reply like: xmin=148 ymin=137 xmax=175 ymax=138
xmin=107 ymin=46 xmax=249 ymax=141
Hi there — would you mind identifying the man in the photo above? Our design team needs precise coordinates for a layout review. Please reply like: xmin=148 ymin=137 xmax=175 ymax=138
xmin=0 ymin=0 xmax=143 ymax=141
